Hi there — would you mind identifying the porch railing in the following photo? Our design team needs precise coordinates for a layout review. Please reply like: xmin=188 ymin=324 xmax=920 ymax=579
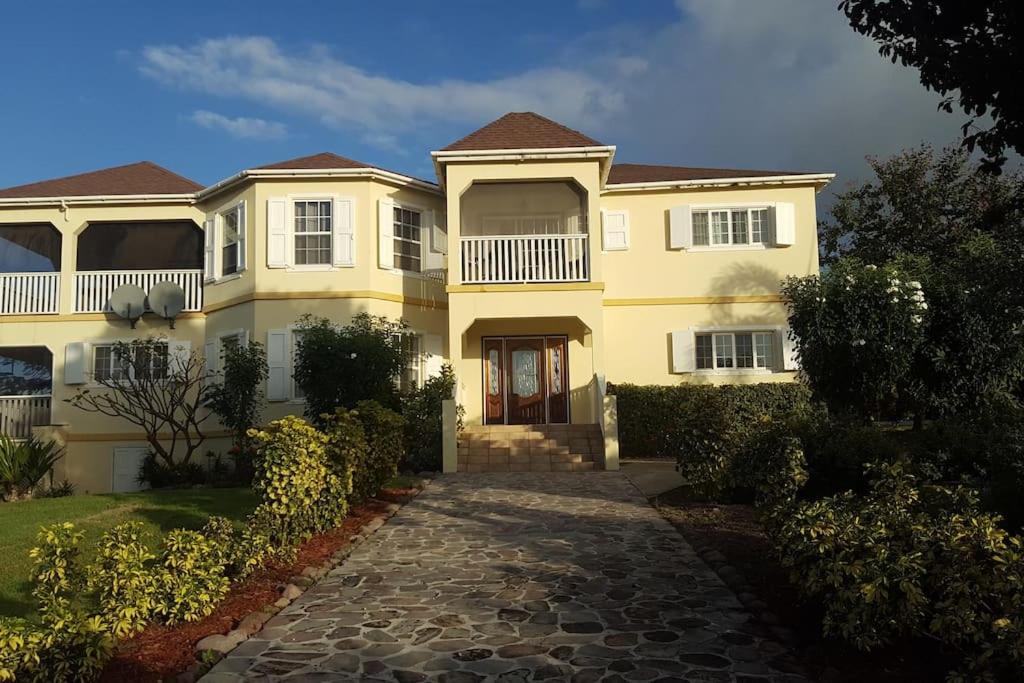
xmin=73 ymin=270 xmax=203 ymax=313
xmin=0 ymin=272 xmax=60 ymax=315
xmin=460 ymin=234 xmax=589 ymax=284
xmin=0 ymin=396 xmax=51 ymax=440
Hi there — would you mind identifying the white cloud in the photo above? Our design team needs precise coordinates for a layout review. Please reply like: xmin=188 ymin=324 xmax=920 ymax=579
xmin=189 ymin=110 xmax=287 ymax=140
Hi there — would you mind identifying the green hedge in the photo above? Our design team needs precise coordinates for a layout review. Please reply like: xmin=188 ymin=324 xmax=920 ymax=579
xmin=609 ymin=382 xmax=812 ymax=492
xmin=352 ymin=401 xmax=405 ymax=501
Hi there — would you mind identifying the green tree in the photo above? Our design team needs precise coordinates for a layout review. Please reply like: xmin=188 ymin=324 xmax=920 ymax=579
xmin=206 ymin=340 xmax=268 ymax=475
xmin=293 ymin=313 xmax=407 ymax=424
xmin=841 ymin=0 xmax=1023 ymax=172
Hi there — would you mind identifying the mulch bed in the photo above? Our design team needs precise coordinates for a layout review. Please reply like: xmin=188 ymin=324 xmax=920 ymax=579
xmin=100 ymin=488 xmax=419 ymax=682
xmin=654 ymin=487 xmax=952 ymax=683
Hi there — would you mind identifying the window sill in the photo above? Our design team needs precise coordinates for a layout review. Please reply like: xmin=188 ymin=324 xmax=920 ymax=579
xmin=686 ymin=244 xmax=769 ymax=253
xmin=693 ymin=368 xmax=775 ymax=376
xmin=209 ymin=272 xmax=244 ymax=284
xmin=286 ymin=264 xmax=353 ymax=272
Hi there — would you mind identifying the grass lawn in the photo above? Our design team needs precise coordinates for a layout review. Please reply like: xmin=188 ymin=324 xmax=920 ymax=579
xmin=0 ymin=488 xmax=257 ymax=620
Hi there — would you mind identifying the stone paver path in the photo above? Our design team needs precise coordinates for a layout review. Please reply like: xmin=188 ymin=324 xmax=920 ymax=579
xmin=204 ymin=473 xmax=805 ymax=682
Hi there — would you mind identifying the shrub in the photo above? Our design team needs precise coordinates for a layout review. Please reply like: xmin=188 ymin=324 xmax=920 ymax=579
xmin=609 ymin=382 xmax=812 ymax=494
xmin=39 ymin=480 xmax=75 ymax=498
xmin=88 ymin=522 xmax=157 ymax=638
xmin=28 ymin=523 xmax=86 ymax=620
xmin=0 ymin=614 xmax=114 ymax=683
xmin=352 ymin=400 xmax=405 ymax=501
xmin=293 ymin=313 xmax=408 ymax=423
xmin=206 ymin=340 xmax=268 ymax=473
xmin=152 ymin=530 xmax=229 ymax=625
xmin=402 ymin=363 xmax=461 ymax=472
xmin=137 ymin=452 xmax=206 ymax=489
xmin=0 ymin=435 xmax=64 ymax=501
xmin=201 ymin=516 xmax=274 ymax=580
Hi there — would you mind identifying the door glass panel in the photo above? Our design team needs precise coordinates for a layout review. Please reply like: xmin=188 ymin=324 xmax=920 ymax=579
xmin=511 ymin=349 xmax=539 ymax=396
xmin=549 ymin=346 xmax=562 ymax=394
xmin=488 ymin=349 xmax=500 ymax=395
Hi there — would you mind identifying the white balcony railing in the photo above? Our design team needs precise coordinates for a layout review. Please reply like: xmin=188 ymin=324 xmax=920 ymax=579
xmin=0 ymin=396 xmax=51 ymax=440
xmin=73 ymin=270 xmax=203 ymax=313
xmin=0 ymin=272 xmax=60 ymax=315
xmin=460 ymin=234 xmax=589 ymax=284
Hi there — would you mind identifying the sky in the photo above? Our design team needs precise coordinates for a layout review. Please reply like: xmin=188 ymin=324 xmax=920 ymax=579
xmin=0 ymin=0 xmax=999 ymax=213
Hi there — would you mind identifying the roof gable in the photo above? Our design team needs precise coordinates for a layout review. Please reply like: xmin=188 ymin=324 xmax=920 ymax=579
xmin=0 ymin=161 xmax=202 ymax=199
xmin=255 ymin=152 xmax=372 ymax=171
xmin=441 ymin=112 xmax=603 ymax=152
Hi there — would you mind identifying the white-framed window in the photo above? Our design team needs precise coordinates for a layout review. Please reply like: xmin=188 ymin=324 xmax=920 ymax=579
xmin=695 ymin=332 xmax=775 ymax=371
xmin=93 ymin=342 xmax=169 ymax=382
xmin=692 ymin=207 xmax=770 ymax=247
xmin=392 ymin=332 xmax=423 ymax=391
xmin=221 ymin=206 xmax=241 ymax=276
xmin=393 ymin=207 xmax=422 ymax=272
xmin=293 ymin=200 xmax=333 ymax=265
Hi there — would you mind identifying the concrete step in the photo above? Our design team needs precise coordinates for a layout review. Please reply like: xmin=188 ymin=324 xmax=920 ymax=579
xmin=457 ymin=424 xmax=604 ymax=472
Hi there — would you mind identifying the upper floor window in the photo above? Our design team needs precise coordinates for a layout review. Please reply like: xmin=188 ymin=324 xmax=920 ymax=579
xmin=221 ymin=207 xmax=240 ymax=276
xmin=93 ymin=342 xmax=168 ymax=382
xmin=393 ymin=207 xmax=422 ymax=272
xmin=692 ymin=208 xmax=769 ymax=248
xmin=695 ymin=332 xmax=774 ymax=371
xmin=294 ymin=200 xmax=333 ymax=266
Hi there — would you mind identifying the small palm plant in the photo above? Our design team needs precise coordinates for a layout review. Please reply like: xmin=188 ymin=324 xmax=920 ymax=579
xmin=0 ymin=434 xmax=65 ymax=501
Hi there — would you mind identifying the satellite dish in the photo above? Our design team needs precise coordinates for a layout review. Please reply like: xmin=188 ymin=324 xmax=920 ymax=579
xmin=109 ymin=284 xmax=146 ymax=329
xmin=147 ymin=281 xmax=186 ymax=328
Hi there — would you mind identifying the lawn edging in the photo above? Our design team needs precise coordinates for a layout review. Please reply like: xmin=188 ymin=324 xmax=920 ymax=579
xmin=176 ymin=476 xmax=430 ymax=682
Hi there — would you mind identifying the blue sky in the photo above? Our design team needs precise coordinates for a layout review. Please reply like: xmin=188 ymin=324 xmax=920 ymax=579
xmin=0 ymin=0 xmax=989 ymax=203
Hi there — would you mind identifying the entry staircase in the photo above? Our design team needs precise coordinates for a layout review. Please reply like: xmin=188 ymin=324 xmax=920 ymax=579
xmin=457 ymin=424 xmax=604 ymax=472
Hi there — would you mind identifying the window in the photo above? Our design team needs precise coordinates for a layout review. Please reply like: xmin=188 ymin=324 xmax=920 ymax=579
xmin=692 ymin=208 xmax=770 ymax=247
xmin=393 ymin=207 xmax=422 ymax=272
xmin=393 ymin=333 xmax=422 ymax=391
xmin=93 ymin=343 xmax=168 ymax=382
xmin=222 ymin=207 xmax=240 ymax=276
xmin=294 ymin=200 xmax=332 ymax=265
xmin=695 ymin=332 xmax=775 ymax=371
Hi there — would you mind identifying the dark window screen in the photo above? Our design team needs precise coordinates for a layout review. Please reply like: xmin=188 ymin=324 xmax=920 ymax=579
xmin=76 ymin=220 xmax=202 ymax=271
xmin=0 ymin=346 xmax=52 ymax=395
xmin=0 ymin=223 xmax=61 ymax=272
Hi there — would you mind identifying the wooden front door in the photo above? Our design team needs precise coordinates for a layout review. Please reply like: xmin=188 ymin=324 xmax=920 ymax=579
xmin=482 ymin=336 xmax=569 ymax=425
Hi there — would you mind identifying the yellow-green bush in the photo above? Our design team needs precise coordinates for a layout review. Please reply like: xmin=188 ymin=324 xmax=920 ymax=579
xmin=201 ymin=516 xmax=275 ymax=581
xmin=352 ymin=401 xmax=405 ymax=501
xmin=88 ymin=522 xmax=157 ymax=638
xmin=0 ymin=614 xmax=114 ymax=683
xmin=152 ymin=530 xmax=230 ymax=626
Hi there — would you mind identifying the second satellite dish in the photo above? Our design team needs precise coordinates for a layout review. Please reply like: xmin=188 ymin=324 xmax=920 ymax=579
xmin=148 ymin=281 xmax=186 ymax=328
xmin=109 ymin=284 xmax=146 ymax=328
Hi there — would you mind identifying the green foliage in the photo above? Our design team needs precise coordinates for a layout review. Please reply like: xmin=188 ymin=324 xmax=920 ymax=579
xmin=39 ymin=480 xmax=75 ymax=498
xmin=782 ymin=259 xmax=928 ymax=420
xmin=402 ymin=363 xmax=461 ymax=472
xmin=609 ymin=382 xmax=811 ymax=494
xmin=766 ymin=462 xmax=1024 ymax=681
xmin=28 ymin=523 xmax=86 ymax=621
xmin=152 ymin=530 xmax=229 ymax=625
xmin=351 ymin=401 xmax=405 ymax=501
xmin=0 ymin=435 xmax=64 ymax=502
xmin=293 ymin=313 xmax=408 ymax=423
xmin=201 ymin=516 xmax=274 ymax=580
xmin=0 ymin=614 xmax=115 ymax=683
xmin=87 ymin=522 xmax=156 ymax=638
xmin=137 ymin=451 xmax=206 ymax=488
xmin=206 ymin=340 xmax=269 ymax=464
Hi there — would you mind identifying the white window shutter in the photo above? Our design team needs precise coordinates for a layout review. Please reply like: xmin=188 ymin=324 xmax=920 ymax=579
xmin=65 ymin=342 xmax=87 ymax=385
xmin=333 ymin=197 xmax=355 ymax=267
xmin=203 ymin=218 xmax=215 ymax=282
xmin=267 ymin=197 xmax=288 ymax=268
xmin=378 ymin=198 xmax=395 ymax=269
xmin=431 ymin=211 xmax=448 ymax=255
xmin=422 ymin=209 xmax=446 ymax=271
xmin=235 ymin=201 xmax=247 ymax=271
xmin=671 ymin=329 xmax=696 ymax=373
xmin=266 ymin=330 xmax=288 ymax=401
xmin=773 ymin=202 xmax=796 ymax=246
xmin=204 ymin=340 xmax=217 ymax=376
xmin=422 ymin=333 xmax=445 ymax=379
xmin=780 ymin=327 xmax=799 ymax=370
xmin=669 ymin=205 xmax=692 ymax=250
xmin=168 ymin=341 xmax=191 ymax=376
xmin=601 ymin=209 xmax=630 ymax=251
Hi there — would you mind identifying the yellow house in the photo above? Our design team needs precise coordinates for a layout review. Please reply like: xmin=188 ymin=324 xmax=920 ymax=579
xmin=0 ymin=112 xmax=832 ymax=491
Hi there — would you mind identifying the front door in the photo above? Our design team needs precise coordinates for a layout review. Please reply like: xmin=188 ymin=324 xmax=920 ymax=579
xmin=482 ymin=336 xmax=569 ymax=425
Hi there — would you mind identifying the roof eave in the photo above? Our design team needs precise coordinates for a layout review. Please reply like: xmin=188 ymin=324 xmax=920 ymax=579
xmin=602 ymin=173 xmax=837 ymax=194
xmin=0 ymin=193 xmax=197 ymax=207
xmin=430 ymin=145 xmax=617 ymax=190
xmin=198 ymin=167 xmax=441 ymax=201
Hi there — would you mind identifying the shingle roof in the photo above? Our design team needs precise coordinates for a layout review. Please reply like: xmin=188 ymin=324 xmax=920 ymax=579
xmin=0 ymin=161 xmax=203 ymax=198
xmin=607 ymin=163 xmax=813 ymax=185
xmin=441 ymin=112 xmax=603 ymax=152
xmin=255 ymin=152 xmax=373 ymax=171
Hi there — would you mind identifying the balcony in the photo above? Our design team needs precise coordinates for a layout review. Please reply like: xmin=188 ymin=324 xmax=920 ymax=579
xmin=0 ymin=272 xmax=60 ymax=315
xmin=0 ymin=396 xmax=51 ymax=440
xmin=460 ymin=234 xmax=589 ymax=284
xmin=73 ymin=269 xmax=204 ymax=313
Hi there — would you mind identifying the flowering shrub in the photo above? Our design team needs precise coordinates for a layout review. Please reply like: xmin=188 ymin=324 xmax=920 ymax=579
xmin=782 ymin=258 xmax=928 ymax=419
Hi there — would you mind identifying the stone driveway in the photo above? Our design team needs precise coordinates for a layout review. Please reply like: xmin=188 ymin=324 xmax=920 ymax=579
xmin=204 ymin=473 xmax=805 ymax=682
